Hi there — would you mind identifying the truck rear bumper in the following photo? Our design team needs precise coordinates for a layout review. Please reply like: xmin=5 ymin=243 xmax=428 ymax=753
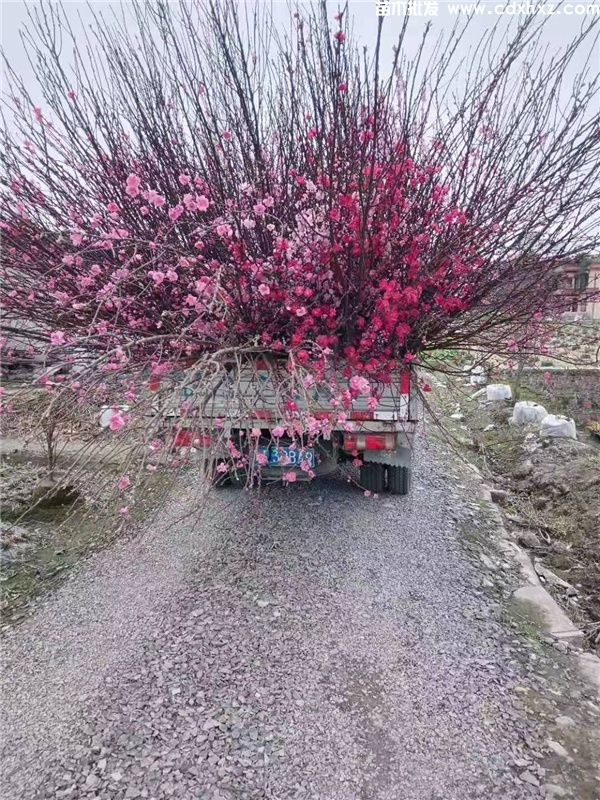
xmin=340 ymin=422 xmax=416 ymax=468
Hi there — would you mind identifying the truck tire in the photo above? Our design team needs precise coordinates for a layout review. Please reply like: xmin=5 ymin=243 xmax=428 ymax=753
xmin=360 ymin=462 xmax=385 ymax=493
xmin=387 ymin=465 xmax=410 ymax=495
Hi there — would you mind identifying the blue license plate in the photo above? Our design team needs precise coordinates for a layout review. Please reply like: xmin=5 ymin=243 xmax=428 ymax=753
xmin=258 ymin=445 xmax=315 ymax=468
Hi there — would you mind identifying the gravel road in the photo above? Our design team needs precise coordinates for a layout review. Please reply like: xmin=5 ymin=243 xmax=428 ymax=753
xmin=1 ymin=438 xmax=597 ymax=800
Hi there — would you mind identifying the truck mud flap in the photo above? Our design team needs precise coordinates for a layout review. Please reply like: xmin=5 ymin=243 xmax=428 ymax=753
xmin=387 ymin=465 xmax=411 ymax=495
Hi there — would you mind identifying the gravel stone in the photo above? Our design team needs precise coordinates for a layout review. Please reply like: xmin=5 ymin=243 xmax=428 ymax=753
xmin=517 ymin=531 xmax=542 ymax=549
xmin=554 ymin=715 xmax=575 ymax=729
xmin=0 ymin=439 xmax=595 ymax=799
xmin=541 ymin=784 xmax=567 ymax=798
xmin=490 ymin=488 xmax=510 ymax=504
xmin=546 ymin=740 xmax=570 ymax=759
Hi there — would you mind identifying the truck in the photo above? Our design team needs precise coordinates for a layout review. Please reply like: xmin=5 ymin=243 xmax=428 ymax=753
xmin=173 ymin=356 xmax=420 ymax=495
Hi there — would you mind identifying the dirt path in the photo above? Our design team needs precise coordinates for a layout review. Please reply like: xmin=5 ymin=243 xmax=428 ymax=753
xmin=1 ymin=437 xmax=598 ymax=800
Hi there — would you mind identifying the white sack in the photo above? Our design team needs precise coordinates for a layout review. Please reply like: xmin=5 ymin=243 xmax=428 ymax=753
xmin=486 ymin=383 xmax=512 ymax=401
xmin=539 ymin=414 xmax=577 ymax=440
xmin=511 ymin=401 xmax=548 ymax=426
xmin=469 ymin=366 xmax=487 ymax=386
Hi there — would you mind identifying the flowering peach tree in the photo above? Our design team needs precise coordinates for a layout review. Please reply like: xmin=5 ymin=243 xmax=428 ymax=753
xmin=1 ymin=1 xmax=599 ymax=505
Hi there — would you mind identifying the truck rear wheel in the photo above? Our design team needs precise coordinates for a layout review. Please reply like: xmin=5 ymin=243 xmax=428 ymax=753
xmin=360 ymin=462 xmax=385 ymax=493
xmin=387 ymin=465 xmax=410 ymax=495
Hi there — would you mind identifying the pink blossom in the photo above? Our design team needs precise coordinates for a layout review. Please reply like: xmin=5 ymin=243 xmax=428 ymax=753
xmin=222 ymin=130 xmax=233 ymax=140
xmin=168 ymin=204 xmax=184 ymax=222
xmin=349 ymin=375 xmax=371 ymax=397
xmin=196 ymin=195 xmax=210 ymax=211
xmin=119 ymin=506 xmax=129 ymax=516
xmin=166 ymin=269 xmax=178 ymax=282
xmin=50 ymin=330 xmax=66 ymax=346
xmin=258 ymin=284 xmax=271 ymax=297
xmin=106 ymin=202 xmax=119 ymax=213
xmin=70 ymin=232 xmax=83 ymax=246
xmin=62 ymin=255 xmax=75 ymax=266
xmin=253 ymin=202 xmax=266 ymax=216
xmin=33 ymin=107 xmax=43 ymax=122
xmin=256 ymin=452 xmax=268 ymax=466
xmin=216 ymin=224 xmax=233 ymax=238
xmin=108 ymin=412 xmax=126 ymax=431
xmin=272 ymin=425 xmax=285 ymax=437
xmin=338 ymin=83 xmax=347 ymax=92
xmin=118 ymin=475 xmax=130 ymax=491
xmin=295 ymin=306 xmax=307 ymax=317
xmin=334 ymin=31 xmax=346 ymax=43
xmin=178 ymin=173 xmax=191 ymax=185
xmin=148 ymin=270 xmax=165 ymax=285
xmin=67 ymin=90 xmax=76 ymax=100
xmin=147 ymin=190 xmax=166 ymax=207
xmin=282 ymin=471 xmax=297 ymax=483
xmin=216 ymin=462 xmax=229 ymax=473
xmin=125 ymin=174 xmax=141 ymax=197
xmin=242 ymin=218 xmax=256 ymax=229
xmin=250 ymin=427 xmax=261 ymax=437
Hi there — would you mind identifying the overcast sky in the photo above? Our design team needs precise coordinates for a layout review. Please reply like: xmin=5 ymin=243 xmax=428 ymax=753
xmin=2 ymin=0 xmax=598 ymax=96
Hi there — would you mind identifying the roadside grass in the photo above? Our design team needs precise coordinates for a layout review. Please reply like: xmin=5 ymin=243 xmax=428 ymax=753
xmin=1 ymin=466 xmax=177 ymax=628
xmin=430 ymin=368 xmax=600 ymax=649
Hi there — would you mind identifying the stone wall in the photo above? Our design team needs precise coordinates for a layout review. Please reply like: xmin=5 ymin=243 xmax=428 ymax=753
xmin=500 ymin=368 xmax=600 ymax=425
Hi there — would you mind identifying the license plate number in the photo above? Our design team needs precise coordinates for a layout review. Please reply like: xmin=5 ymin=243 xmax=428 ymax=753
xmin=258 ymin=445 xmax=315 ymax=468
